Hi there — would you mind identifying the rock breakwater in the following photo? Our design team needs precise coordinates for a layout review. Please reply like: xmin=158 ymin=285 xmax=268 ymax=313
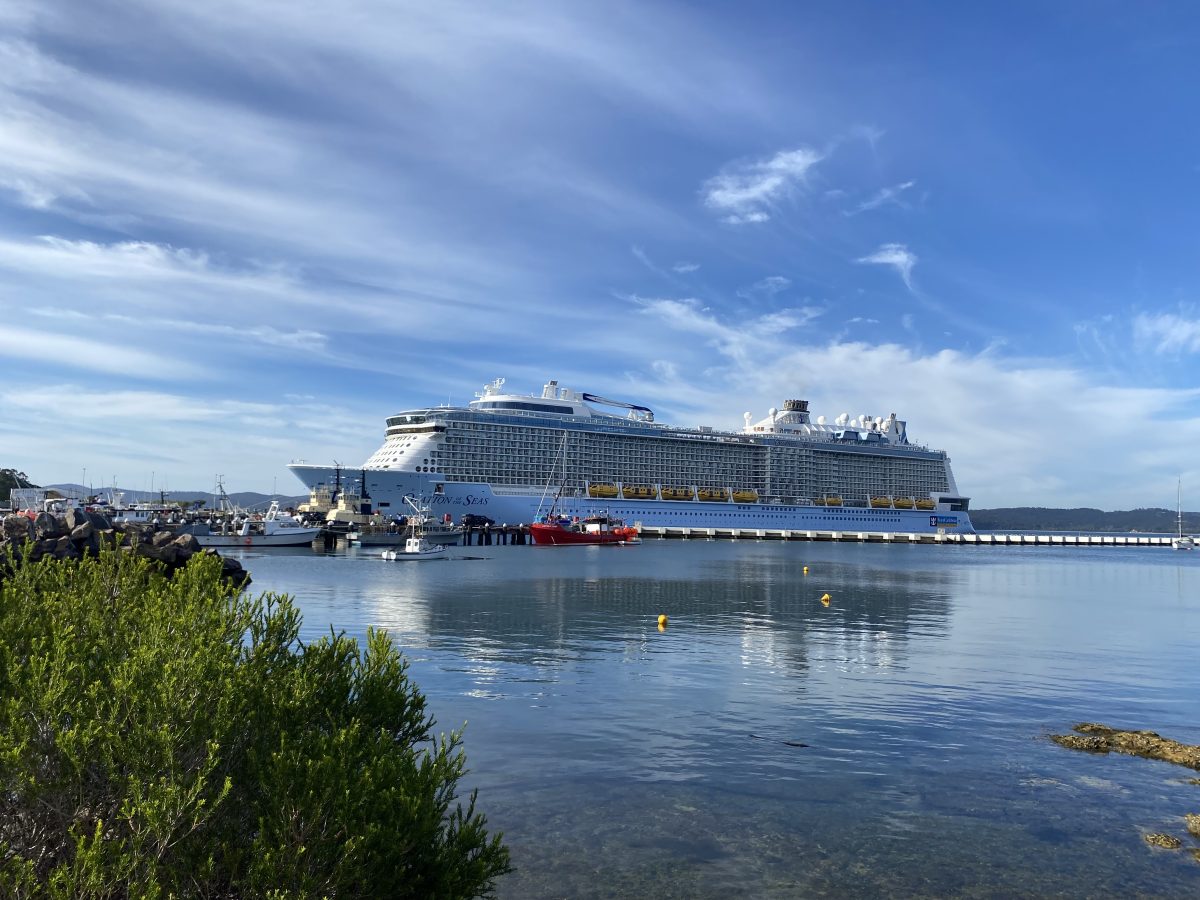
xmin=1 ymin=508 xmax=249 ymax=585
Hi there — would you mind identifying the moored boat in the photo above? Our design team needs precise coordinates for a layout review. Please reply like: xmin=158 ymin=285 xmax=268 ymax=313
xmin=893 ymin=497 xmax=915 ymax=509
xmin=731 ymin=489 xmax=759 ymax=503
xmin=192 ymin=500 xmax=322 ymax=548
xmin=531 ymin=513 xmax=640 ymax=546
xmin=915 ymin=498 xmax=936 ymax=510
xmin=381 ymin=535 xmax=447 ymax=559
xmin=870 ymin=496 xmax=892 ymax=508
xmin=697 ymin=487 xmax=729 ymax=502
xmin=1173 ymin=479 xmax=1194 ymax=550
xmin=588 ymin=482 xmax=619 ymax=498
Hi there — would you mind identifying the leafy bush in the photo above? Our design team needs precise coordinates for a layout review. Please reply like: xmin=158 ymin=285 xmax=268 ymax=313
xmin=0 ymin=547 xmax=510 ymax=897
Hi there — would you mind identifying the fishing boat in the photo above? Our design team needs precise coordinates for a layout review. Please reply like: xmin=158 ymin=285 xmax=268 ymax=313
xmin=530 ymin=513 xmax=640 ymax=546
xmin=381 ymin=535 xmax=447 ymax=559
xmin=380 ymin=497 xmax=449 ymax=558
xmin=351 ymin=495 xmax=462 ymax=546
xmin=191 ymin=500 xmax=322 ymax=548
xmin=1173 ymin=479 xmax=1194 ymax=550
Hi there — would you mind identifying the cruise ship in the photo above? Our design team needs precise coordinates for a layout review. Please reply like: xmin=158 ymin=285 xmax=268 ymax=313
xmin=288 ymin=378 xmax=974 ymax=534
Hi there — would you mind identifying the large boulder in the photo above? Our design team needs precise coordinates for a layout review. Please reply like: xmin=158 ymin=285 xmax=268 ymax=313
xmin=2 ymin=515 xmax=33 ymax=544
xmin=34 ymin=512 xmax=65 ymax=539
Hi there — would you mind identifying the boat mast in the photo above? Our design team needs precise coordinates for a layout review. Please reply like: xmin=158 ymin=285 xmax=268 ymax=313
xmin=1179 ymin=478 xmax=1184 ymax=540
xmin=536 ymin=433 xmax=569 ymax=519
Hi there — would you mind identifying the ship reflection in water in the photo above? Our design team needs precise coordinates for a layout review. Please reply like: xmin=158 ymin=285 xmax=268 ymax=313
xmin=236 ymin=541 xmax=1200 ymax=899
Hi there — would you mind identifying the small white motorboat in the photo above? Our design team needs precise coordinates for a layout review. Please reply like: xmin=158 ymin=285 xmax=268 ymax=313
xmin=381 ymin=535 xmax=447 ymax=560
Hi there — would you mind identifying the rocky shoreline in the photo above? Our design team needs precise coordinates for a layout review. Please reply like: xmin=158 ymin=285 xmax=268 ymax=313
xmin=1 ymin=508 xmax=249 ymax=585
xmin=1053 ymin=723 xmax=1200 ymax=862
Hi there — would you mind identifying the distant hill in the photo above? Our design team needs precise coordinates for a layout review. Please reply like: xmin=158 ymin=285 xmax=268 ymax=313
xmin=970 ymin=507 xmax=1198 ymax=534
xmin=10 ymin=475 xmax=1196 ymax=533
xmin=44 ymin=484 xmax=307 ymax=511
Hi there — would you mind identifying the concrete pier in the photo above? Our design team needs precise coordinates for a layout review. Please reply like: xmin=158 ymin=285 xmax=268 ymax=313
xmin=634 ymin=526 xmax=1178 ymax=547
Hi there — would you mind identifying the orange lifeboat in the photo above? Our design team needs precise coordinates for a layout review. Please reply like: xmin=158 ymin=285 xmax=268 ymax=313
xmin=661 ymin=486 xmax=694 ymax=501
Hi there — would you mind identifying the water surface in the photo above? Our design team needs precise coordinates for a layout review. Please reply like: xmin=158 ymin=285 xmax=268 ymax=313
xmin=232 ymin=541 xmax=1200 ymax=897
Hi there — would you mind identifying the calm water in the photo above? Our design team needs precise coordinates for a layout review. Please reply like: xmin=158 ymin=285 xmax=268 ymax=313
xmin=229 ymin=541 xmax=1200 ymax=898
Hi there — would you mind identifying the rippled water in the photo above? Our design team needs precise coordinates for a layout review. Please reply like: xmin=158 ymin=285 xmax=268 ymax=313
xmin=230 ymin=541 xmax=1200 ymax=897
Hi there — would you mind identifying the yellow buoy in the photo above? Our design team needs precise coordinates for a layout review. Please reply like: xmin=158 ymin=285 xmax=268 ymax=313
xmin=658 ymin=614 xmax=668 ymax=627
xmin=803 ymin=566 xmax=809 ymax=575
xmin=820 ymin=593 xmax=831 ymax=607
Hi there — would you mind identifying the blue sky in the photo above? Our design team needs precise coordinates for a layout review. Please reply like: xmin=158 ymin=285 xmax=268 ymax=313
xmin=2 ymin=1 xmax=1199 ymax=508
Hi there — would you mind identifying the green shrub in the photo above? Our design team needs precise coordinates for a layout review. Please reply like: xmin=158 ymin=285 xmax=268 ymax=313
xmin=0 ymin=546 xmax=510 ymax=897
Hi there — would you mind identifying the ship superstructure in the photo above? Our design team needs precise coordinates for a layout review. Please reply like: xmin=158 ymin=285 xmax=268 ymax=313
xmin=289 ymin=378 xmax=973 ymax=533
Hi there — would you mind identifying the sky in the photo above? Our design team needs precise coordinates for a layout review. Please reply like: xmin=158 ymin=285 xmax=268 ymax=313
xmin=2 ymin=0 xmax=1200 ymax=509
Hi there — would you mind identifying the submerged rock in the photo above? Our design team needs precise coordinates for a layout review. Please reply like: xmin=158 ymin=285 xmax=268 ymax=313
xmin=1051 ymin=723 xmax=1200 ymax=770
xmin=1144 ymin=833 xmax=1182 ymax=849
xmin=1185 ymin=813 xmax=1200 ymax=839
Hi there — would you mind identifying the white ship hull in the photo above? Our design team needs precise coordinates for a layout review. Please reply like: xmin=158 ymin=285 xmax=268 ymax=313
xmin=289 ymin=465 xmax=971 ymax=534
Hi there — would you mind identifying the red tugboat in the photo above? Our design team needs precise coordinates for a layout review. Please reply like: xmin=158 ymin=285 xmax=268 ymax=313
xmin=530 ymin=513 xmax=640 ymax=546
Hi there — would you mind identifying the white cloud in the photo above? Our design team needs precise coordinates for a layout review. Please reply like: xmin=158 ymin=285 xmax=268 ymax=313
xmin=702 ymin=147 xmax=824 ymax=224
xmin=627 ymin=322 xmax=1200 ymax=509
xmin=0 ymin=324 xmax=204 ymax=377
xmin=633 ymin=295 xmax=821 ymax=368
xmin=1133 ymin=312 xmax=1200 ymax=354
xmin=0 ymin=382 xmax=380 ymax=492
xmin=857 ymin=242 xmax=918 ymax=290
xmin=846 ymin=179 xmax=915 ymax=215
xmin=738 ymin=275 xmax=791 ymax=299
xmin=672 ymin=261 xmax=700 ymax=273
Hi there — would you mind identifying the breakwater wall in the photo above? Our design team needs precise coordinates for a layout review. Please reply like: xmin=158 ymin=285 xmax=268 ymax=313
xmin=1 ymin=509 xmax=250 ymax=583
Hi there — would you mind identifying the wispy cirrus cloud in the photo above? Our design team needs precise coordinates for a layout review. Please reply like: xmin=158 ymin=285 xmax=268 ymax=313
xmin=1133 ymin=312 xmax=1200 ymax=355
xmin=702 ymin=147 xmax=823 ymax=225
xmin=737 ymin=275 xmax=791 ymax=299
xmin=0 ymin=324 xmax=206 ymax=377
xmin=633 ymin=294 xmax=822 ymax=367
xmin=856 ymin=242 xmax=917 ymax=290
xmin=845 ymin=179 xmax=915 ymax=216
xmin=29 ymin=307 xmax=328 ymax=353
xmin=672 ymin=261 xmax=700 ymax=273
